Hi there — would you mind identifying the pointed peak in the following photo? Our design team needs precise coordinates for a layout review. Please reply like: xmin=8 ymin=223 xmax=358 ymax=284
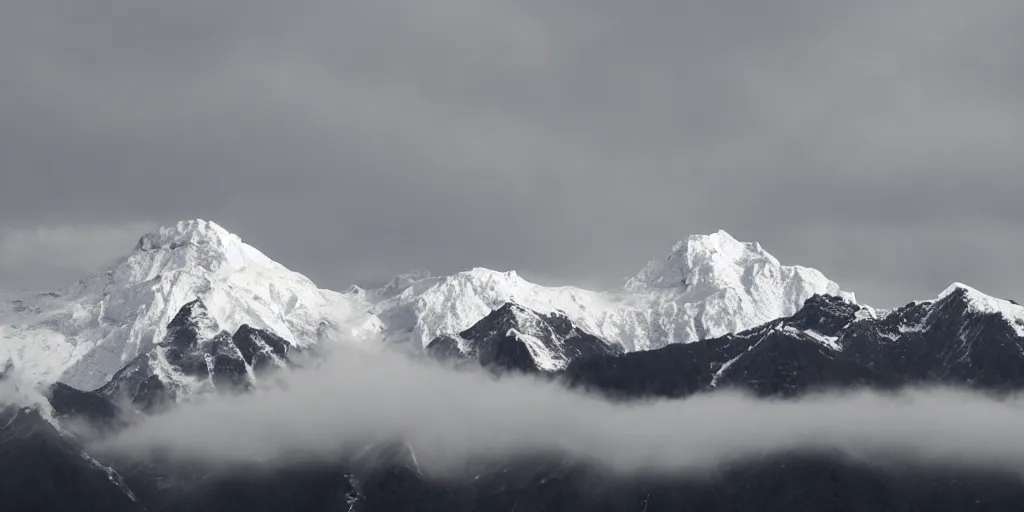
xmin=492 ymin=301 xmax=532 ymax=316
xmin=935 ymin=282 xmax=1022 ymax=311
xmin=167 ymin=298 xmax=216 ymax=330
xmin=462 ymin=267 xmax=519 ymax=279
xmin=937 ymin=282 xmax=982 ymax=300
xmin=163 ymin=298 xmax=223 ymax=348
xmin=135 ymin=219 xmax=234 ymax=251
xmin=458 ymin=301 xmax=540 ymax=339
xmin=933 ymin=282 xmax=1024 ymax=336
xmin=934 ymin=282 xmax=999 ymax=309
xmin=671 ymin=229 xmax=737 ymax=246
xmin=787 ymin=294 xmax=863 ymax=334
xmin=121 ymin=219 xmax=276 ymax=276
xmin=668 ymin=230 xmax=769 ymax=259
xmin=436 ymin=267 xmax=523 ymax=288
xmin=474 ymin=301 xmax=532 ymax=325
xmin=626 ymin=231 xmax=778 ymax=292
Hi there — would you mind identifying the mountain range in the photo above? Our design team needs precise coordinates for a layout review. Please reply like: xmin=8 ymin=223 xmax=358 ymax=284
xmin=0 ymin=219 xmax=850 ymax=390
xmin=4 ymin=219 xmax=1024 ymax=511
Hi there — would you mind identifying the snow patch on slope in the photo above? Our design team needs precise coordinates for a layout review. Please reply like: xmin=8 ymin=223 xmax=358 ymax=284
xmin=782 ymin=325 xmax=842 ymax=351
xmin=710 ymin=354 xmax=743 ymax=388
xmin=506 ymin=329 xmax=564 ymax=372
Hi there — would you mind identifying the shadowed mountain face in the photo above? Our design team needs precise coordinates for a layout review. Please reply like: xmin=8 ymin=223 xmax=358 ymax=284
xmin=426 ymin=290 xmax=1024 ymax=399
xmin=426 ymin=302 xmax=622 ymax=373
xmin=0 ymin=407 xmax=141 ymax=511
xmin=11 ymin=288 xmax=1024 ymax=511
xmin=565 ymin=290 xmax=1024 ymax=399
xmin=96 ymin=300 xmax=298 ymax=412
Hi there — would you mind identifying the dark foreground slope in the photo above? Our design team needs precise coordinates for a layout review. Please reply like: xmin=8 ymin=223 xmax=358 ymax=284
xmin=90 ymin=450 xmax=1024 ymax=512
xmin=0 ymin=406 xmax=141 ymax=511
xmin=565 ymin=287 xmax=1024 ymax=399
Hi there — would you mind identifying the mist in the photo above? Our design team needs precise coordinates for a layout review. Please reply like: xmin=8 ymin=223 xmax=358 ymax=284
xmin=92 ymin=343 xmax=1024 ymax=478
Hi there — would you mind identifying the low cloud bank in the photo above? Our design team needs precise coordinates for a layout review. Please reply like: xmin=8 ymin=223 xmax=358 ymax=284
xmin=91 ymin=345 xmax=1024 ymax=477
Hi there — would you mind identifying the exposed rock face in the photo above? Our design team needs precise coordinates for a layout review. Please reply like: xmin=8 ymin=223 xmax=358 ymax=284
xmin=98 ymin=300 xmax=298 ymax=411
xmin=427 ymin=302 xmax=621 ymax=373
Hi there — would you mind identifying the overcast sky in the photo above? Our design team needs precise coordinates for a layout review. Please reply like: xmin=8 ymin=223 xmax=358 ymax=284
xmin=1 ymin=0 xmax=1021 ymax=307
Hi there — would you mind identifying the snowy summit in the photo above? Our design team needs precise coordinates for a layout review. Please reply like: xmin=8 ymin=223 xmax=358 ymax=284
xmin=365 ymin=230 xmax=853 ymax=351
xmin=0 ymin=220 xmax=376 ymax=390
xmin=2 ymin=219 xmax=857 ymax=389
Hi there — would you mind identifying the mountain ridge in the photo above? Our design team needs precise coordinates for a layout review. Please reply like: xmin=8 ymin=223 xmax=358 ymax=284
xmin=426 ymin=301 xmax=623 ymax=372
xmin=365 ymin=230 xmax=853 ymax=352
xmin=564 ymin=285 xmax=1024 ymax=400
xmin=9 ymin=282 xmax=1024 ymax=511
xmin=6 ymin=218 xmax=1021 ymax=395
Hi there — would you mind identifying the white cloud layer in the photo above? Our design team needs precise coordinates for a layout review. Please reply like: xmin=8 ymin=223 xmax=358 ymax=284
xmin=93 ymin=344 xmax=1024 ymax=478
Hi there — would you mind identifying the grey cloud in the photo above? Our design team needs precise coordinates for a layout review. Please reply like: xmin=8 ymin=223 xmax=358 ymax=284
xmin=1 ymin=0 xmax=1021 ymax=306
xmin=94 ymin=345 xmax=1024 ymax=477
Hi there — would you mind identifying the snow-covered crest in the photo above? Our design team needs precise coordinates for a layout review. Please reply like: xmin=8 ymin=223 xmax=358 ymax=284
xmin=1 ymin=221 xmax=861 ymax=388
xmin=0 ymin=220 xmax=375 ymax=390
xmin=934 ymin=282 xmax=1024 ymax=337
xmin=625 ymin=230 xmax=767 ymax=291
xmin=368 ymin=230 xmax=854 ymax=351
xmin=429 ymin=302 xmax=619 ymax=372
xmin=624 ymin=230 xmax=836 ymax=294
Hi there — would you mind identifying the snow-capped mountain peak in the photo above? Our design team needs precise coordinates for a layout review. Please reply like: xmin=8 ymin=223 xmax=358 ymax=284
xmin=624 ymin=230 xmax=835 ymax=296
xmin=368 ymin=267 xmax=545 ymax=344
xmin=2 ymin=222 xmax=855 ymax=389
xmin=931 ymin=282 xmax=1024 ymax=337
xmin=625 ymin=230 xmax=760 ymax=290
xmin=0 ymin=220 xmax=373 ymax=391
xmin=128 ymin=219 xmax=278 ymax=278
xmin=136 ymin=218 xmax=248 ymax=254
xmin=368 ymin=232 xmax=853 ymax=352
